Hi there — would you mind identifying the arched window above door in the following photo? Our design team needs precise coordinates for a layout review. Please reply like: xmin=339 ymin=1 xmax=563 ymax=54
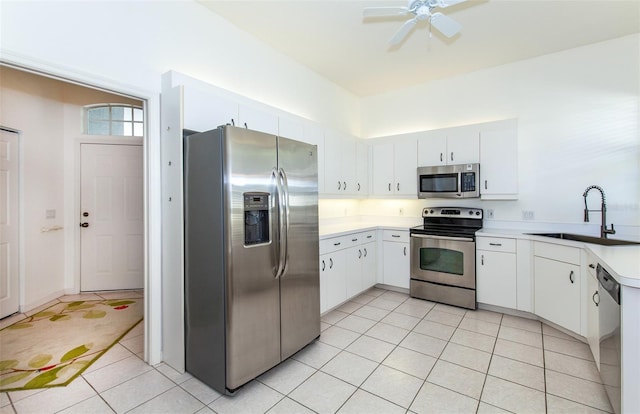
xmin=85 ymin=104 xmax=143 ymax=136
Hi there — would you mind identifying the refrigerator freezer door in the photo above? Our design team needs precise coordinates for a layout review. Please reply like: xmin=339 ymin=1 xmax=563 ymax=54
xmin=277 ymin=136 xmax=321 ymax=360
xmin=224 ymin=127 xmax=281 ymax=390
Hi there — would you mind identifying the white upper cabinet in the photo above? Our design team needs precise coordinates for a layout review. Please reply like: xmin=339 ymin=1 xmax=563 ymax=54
xmin=371 ymin=136 xmax=417 ymax=197
xmin=356 ymin=142 xmax=369 ymax=196
xmin=238 ymin=104 xmax=278 ymax=135
xmin=479 ymin=119 xmax=518 ymax=199
xmin=418 ymin=127 xmax=479 ymax=166
xmin=324 ymin=130 xmax=360 ymax=196
xmin=183 ymin=86 xmax=238 ymax=132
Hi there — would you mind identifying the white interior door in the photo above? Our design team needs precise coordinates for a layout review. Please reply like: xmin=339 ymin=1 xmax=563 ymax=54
xmin=0 ymin=129 xmax=20 ymax=318
xmin=80 ymin=143 xmax=143 ymax=291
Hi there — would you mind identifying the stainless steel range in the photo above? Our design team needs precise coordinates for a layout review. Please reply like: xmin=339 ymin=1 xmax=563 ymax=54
xmin=409 ymin=207 xmax=483 ymax=310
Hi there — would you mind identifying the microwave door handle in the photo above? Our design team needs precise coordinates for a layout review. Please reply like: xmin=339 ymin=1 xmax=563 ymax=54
xmin=411 ymin=234 xmax=475 ymax=242
xmin=457 ymin=173 xmax=462 ymax=197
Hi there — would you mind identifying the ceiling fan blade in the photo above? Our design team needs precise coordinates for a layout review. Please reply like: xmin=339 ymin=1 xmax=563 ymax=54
xmin=435 ymin=0 xmax=467 ymax=8
xmin=389 ymin=18 xmax=418 ymax=46
xmin=430 ymin=12 xmax=462 ymax=37
xmin=363 ymin=6 xmax=409 ymax=17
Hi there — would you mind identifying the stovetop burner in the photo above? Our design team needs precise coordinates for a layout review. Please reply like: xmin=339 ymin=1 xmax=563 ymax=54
xmin=410 ymin=207 xmax=483 ymax=238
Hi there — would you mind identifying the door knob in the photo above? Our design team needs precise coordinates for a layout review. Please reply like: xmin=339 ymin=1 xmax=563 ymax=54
xmin=80 ymin=222 xmax=89 ymax=228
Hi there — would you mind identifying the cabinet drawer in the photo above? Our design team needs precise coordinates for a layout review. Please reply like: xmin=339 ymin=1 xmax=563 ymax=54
xmin=534 ymin=242 xmax=580 ymax=265
xmin=320 ymin=236 xmax=350 ymax=254
xmin=383 ymin=229 xmax=409 ymax=243
xmin=476 ymin=237 xmax=516 ymax=253
xmin=345 ymin=231 xmax=375 ymax=247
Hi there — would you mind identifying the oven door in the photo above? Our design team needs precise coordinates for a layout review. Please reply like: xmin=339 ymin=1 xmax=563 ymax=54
xmin=410 ymin=234 xmax=476 ymax=289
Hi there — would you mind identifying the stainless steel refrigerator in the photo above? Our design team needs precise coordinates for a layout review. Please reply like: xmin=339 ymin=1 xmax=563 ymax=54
xmin=184 ymin=125 xmax=320 ymax=395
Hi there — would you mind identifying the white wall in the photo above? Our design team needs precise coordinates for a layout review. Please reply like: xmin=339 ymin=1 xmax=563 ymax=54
xmin=0 ymin=1 xmax=360 ymax=136
xmin=360 ymin=35 xmax=640 ymax=239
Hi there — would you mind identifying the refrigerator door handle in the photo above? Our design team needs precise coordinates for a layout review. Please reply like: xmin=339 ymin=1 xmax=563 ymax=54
xmin=279 ymin=168 xmax=291 ymax=277
xmin=271 ymin=167 xmax=282 ymax=279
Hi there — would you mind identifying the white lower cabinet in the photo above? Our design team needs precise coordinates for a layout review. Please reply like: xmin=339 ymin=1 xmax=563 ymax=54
xmin=476 ymin=237 xmax=517 ymax=309
xmin=320 ymin=250 xmax=346 ymax=313
xmin=534 ymin=242 xmax=582 ymax=334
xmin=382 ymin=230 xmax=410 ymax=289
xmin=586 ymin=258 xmax=600 ymax=368
xmin=320 ymin=231 xmax=377 ymax=313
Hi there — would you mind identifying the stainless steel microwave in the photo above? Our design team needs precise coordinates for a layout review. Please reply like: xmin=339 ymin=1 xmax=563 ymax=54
xmin=417 ymin=163 xmax=480 ymax=198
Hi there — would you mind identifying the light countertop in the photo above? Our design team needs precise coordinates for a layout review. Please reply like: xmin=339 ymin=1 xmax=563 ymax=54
xmin=478 ymin=228 xmax=640 ymax=288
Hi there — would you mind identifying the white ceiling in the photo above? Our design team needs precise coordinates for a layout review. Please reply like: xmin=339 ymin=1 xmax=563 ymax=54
xmin=198 ymin=0 xmax=640 ymax=97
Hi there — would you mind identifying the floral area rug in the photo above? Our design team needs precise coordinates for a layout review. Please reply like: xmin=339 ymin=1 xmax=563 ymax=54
xmin=0 ymin=298 xmax=143 ymax=391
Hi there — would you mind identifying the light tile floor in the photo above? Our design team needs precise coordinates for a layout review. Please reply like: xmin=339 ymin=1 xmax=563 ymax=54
xmin=0 ymin=288 xmax=613 ymax=413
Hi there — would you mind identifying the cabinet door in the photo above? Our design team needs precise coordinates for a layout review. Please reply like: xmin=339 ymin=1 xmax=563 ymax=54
xmin=417 ymin=131 xmax=447 ymax=166
xmin=534 ymin=257 xmax=581 ymax=333
xmin=320 ymin=254 xmax=329 ymax=313
xmin=477 ymin=250 xmax=517 ymax=308
xmin=480 ymin=122 xmax=518 ymax=198
xmin=326 ymin=251 xmax=347 ymax=310
xmin=393 ymin=139 xmax=418 ymax=196
xmin=446 ymin=128 xmax=479 ymax=165
xmin=324 ymin=130 xmax=343 ymax=194
xmin=356 ymin=142 xmax=369 ymax=196
xmin=372 ymin=143 xmax=395 ymax=195
xmin=341 ymin=136 xmax=357 ymax=195
xmin=587 ymin=272 xmax=600 ymax=368
xmin=183 ymin=86 xmax=238 ymax=132
xmin=383 ymin=241 xmax=410 ymax=289
xmin=362 ymin=242 xmax=377 ymax=290
xmin=346 ymin=246 xmax=363 ymax=298
xmin=238 ymin=104 xmax=278 ymax=135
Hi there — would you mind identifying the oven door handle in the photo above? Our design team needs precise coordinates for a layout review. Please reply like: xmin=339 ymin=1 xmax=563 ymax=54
xmin=410 ymin=234 xmax=475 ymax=242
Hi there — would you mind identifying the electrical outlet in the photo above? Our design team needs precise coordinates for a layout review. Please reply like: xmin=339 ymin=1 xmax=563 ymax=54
xmin=46 ymin=209 xmax=56 ymax=219
xmin=399 ymin=208 xmax=404 ymax=216
xmin=487 ymin=209 xmax=494 ymax=219
xmin=522 ymin=210 xmax=535 ymax=220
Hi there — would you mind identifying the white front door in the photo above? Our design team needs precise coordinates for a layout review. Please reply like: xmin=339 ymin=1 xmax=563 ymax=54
xmin=0 ymin=129 xmax=20 ymax=318
xmin=80 ymin=143 xmax=143 ymax=291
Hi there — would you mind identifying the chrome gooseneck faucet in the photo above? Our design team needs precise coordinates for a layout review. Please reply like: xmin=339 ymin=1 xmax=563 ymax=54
xmin=583 ymin=185 xmax=615 ymax=238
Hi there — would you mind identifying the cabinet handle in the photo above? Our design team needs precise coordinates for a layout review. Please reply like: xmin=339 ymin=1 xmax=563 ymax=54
xmin=481 ymin=254 xmax=484 ymax=265
xmin=357 ymin=183 xmax=361 ymax=191
xmin=589 ymin=263 xmax=596 ymax=269
xmin=593 ymin=291 xmax=599 ymax=306
xmin=358 ymin=249 xmax=362 ymax=259
xmin=484 ymin=180 xmax=488 ymax=190
xmin=364 ymin=248 xmax=367 ymax=257
xmin=388 ymin=183 xmax=391 ymax=192
xmin=334 ymin=242 xmax=341 ymax=246
xmin=403 ymin=246 xmax=407 ymax=256
xmin=231 ymin=118 xmax=235 ymax=126
xmin=440 ymin=153 xmax=443 ymax=162
xmin=329 ymin=258 xmax=333 ymax=269
xmin=244 ymin=122 xmax=248 ymax=129
xmin=397 ymin=183 xmax=400 ymax=191
xmin=451 ymin=152 xmax=454 ymax=161
xmin=352 ymin=238 xmax=358 ymax=242
xmin=569 ymin=270 xmax=575 ymax=284
xmin=322 ymin=260 xmax=325 ymax=271
xmin=489 ymin=243 xmax=502 ymax=247
xmin=392 ymin=234 xmax=400 ymax=238
xmin=338 ymin=181 xmax=341 ymax=190
xmin=343 ymin=181 xmax=347 ymax=191
xmin=367 ymin=235 xmax=372 ymax=239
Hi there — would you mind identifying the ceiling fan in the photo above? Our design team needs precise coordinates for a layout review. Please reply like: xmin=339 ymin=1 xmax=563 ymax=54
xmin=363 ymin=0 xmax=467 ymax=46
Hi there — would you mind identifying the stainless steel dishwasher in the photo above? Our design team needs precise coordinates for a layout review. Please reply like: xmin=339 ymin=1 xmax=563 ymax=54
xmin=597 ymin=264 xmax=621 ymax=414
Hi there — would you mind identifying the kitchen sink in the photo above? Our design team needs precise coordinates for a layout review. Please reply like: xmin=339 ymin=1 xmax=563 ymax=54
xmin=528 ymin=233 xmax=640 ymax=246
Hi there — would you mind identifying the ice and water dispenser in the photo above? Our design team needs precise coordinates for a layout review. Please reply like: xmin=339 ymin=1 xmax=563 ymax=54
xmin=243 ymin=192 xmax=270 ymax=246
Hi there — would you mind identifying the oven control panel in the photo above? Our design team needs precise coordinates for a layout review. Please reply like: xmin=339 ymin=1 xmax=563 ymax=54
xmin=422 ymin=207 xmax=483 ymax=219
